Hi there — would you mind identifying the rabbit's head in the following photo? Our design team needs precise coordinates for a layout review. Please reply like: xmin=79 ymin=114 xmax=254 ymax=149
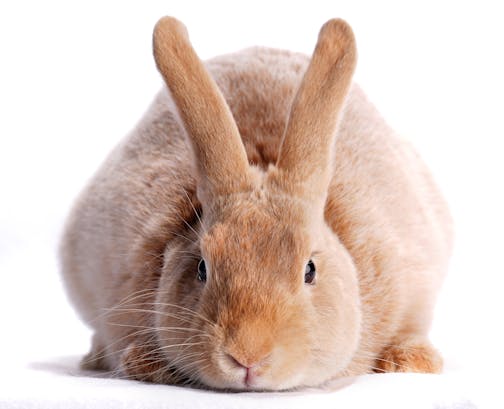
xmin=152 ymin=17 xmax=360 ymax=390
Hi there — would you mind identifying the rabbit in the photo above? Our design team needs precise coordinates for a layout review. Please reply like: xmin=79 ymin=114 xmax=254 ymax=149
xmin=59 ymin=16 xmax=453 ymax=391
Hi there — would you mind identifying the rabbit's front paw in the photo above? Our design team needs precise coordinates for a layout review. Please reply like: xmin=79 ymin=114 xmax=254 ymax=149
xmin=119 ymin=341 xmax=173 ymax=383
xmin=375 ymin=337 xmax=443 ymax=374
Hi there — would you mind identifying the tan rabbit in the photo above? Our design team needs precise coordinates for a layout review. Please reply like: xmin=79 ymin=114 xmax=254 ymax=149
xmin=60 ymin=17 xmax=453 ymax=390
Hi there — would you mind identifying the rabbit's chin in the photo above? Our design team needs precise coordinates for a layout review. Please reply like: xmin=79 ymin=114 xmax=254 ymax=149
xmin=194 ymin=352 xmax=346 ymax=391
xmin=198 ymin=370 xmax=307 ymax=392
xmin=198 ymin=366 xmax=349 ymax=391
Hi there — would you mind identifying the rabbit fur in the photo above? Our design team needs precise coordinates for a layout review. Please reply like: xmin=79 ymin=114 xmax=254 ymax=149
xmin=60 ymin=17 xmax=453 ymax=390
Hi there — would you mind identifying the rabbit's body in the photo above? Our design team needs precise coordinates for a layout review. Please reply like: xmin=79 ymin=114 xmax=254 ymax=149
xmin=61 ymin=21 xmax=452 ymax=390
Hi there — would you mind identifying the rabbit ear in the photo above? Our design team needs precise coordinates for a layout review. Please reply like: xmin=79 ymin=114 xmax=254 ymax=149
xmin=153 ymin=17 xmax=251 ymax=203
xmin=276 ymin=19 xmax=356 ymax=201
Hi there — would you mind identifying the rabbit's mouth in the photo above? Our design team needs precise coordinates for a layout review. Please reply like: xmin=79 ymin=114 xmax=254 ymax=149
xmin=188 ymin=339 xmax=310 ymax=392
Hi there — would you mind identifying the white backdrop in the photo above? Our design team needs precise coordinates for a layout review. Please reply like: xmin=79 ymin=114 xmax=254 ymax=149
xmin=0 ymin=0 xmax=503 ymax=383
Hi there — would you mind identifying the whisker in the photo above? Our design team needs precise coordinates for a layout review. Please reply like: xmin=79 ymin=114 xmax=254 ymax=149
xmin=353 ymin=352 xmax=413 ymax=372
xmin=106 ymin=302 xmax=214 ymax=327
xmin=105 ymin=308 xmax=209 ymax=330
xmin=165 ymin=229 xmax=199 ymax=246
xmin=107 ymin=321 xmax=204 ymax=334
xmin=362 ymin=341 xmax=425 ymax=353
xmin=150 ymin=341 xmax=207 ymax=354
xmin=181 ymin=187 xmax=205 ymax=234
xmin=81 ymin=332 xmax=159 ymax=366
xmin=179 ymin=215 xmax=203 ymax=243
xmin=169 ymin=249 xmax=201 ymax=257
xmin=88 ymin=288 xmax=158 ymax=324
xmin=146 ymin=302 xmax=215 ymax=326
xmin=105 ymin=306 xmax=197 ymax=327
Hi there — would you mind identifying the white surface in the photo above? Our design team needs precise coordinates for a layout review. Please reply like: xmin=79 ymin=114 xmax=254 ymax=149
xmin=0 ymin=0 xmax=503 ymax=408
xmin=0 ymin=357 xmax=489 ymax=408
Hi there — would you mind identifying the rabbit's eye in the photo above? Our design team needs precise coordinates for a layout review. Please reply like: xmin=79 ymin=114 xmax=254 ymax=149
xmin=305 ymin=259 xmax=316 ymax=284
xmin=197 ymin=259 xmax=207 ymax=282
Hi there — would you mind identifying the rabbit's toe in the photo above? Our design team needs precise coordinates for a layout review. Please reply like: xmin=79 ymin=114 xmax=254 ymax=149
xmin=375 ymin=337 xmax=443 ymax=374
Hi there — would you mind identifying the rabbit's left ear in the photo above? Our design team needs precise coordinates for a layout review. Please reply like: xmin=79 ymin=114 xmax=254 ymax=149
xmin=275 ymin=19 xmax=357 ymax=202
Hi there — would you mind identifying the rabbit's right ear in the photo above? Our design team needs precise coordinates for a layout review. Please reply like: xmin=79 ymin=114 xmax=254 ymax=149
xmin=153 ymin=17 xmax=252 ymax=206
xmin=275 ymin=19 xmax=357 ymax=205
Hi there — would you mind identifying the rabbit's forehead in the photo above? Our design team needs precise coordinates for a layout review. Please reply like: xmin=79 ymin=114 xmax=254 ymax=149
xmin=202 ymin=213 xmax=310 ymax=274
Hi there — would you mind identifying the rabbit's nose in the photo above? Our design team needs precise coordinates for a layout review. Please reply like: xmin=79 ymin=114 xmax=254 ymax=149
xmin=224 ymin=331 xmax=273 ymax=369
xmin=224 ymin=350 xmax=272 ymax=387
xmin=225 ymin=350 xmax=271 ymax=370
